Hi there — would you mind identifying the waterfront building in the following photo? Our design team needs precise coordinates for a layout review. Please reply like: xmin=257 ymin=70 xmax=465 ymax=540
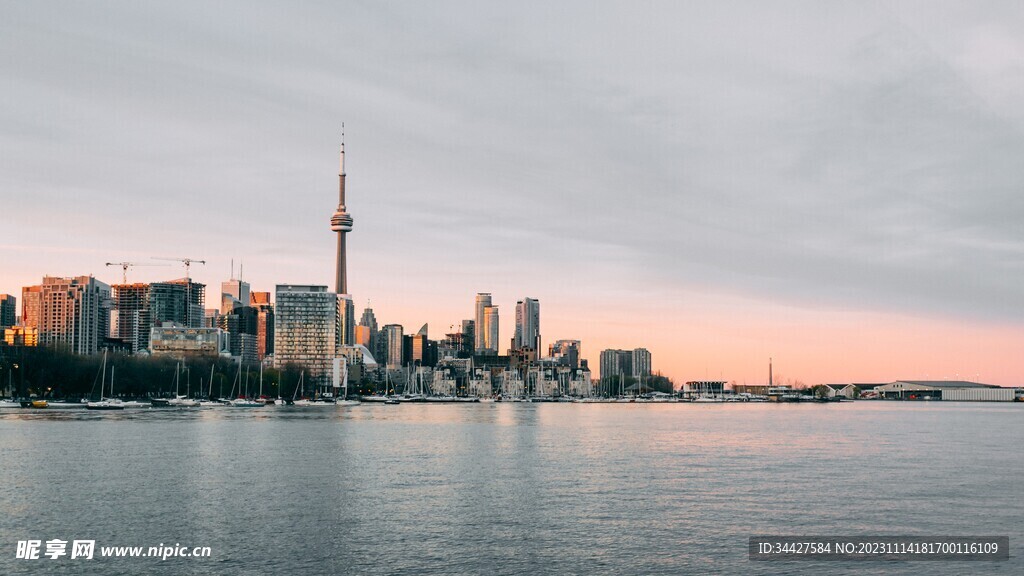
xmin=474 ymin=294 xmax=491 ymax=353
xmin=632 ymin=348 xmax=652 ymax=378
xmin=150 ymin=324 xmax=225 ymax=359
xmin=0 ymin=294 xmax=15 ymax=327
xmin=873 ymin=380 xmax=1013 ymax=402
xmin=21 ymin=276 xmax=110 ymax=355
xmin=3 ymin=326 xmax=38 ymax=347
xmin=599 ymin=349 xmax=633 ymax=382
xmin=483 ymin=305 xmax=499 ymax=354
xmin=549 ymin=339 xmax=581 ymax=369
xmin=149 ymin=279 xmax=206 ymax=329
xmin=273 ymin=284 xmax=338 ymax=386
xmin=513 ymin=297 xmax=541 ymax=353
xmin=110 ymin=283 xmax=151 ymax=353
xmin=382 ymin=324 xmax=404 ymax=369
xmin=684 ymin=381 xmax=726 ymax=397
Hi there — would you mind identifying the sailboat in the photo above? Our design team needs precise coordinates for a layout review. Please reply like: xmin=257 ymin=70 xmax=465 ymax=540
xmin=291 ymin=371 xmax=323 ymax=407
xmin=227 ymin=364 xmax=262 ymax=407
xmin=167 ymin=363 xmax=200 ymax=407
xmin=199 ymin=364 xmax=225 ymax=407
xmin=333 ymin=357 xmax=360 ymax=406
xmin=87 ymin=351 xmax=125 ymax=410
xmin=398 ymin=365 xmax=427 ymax=402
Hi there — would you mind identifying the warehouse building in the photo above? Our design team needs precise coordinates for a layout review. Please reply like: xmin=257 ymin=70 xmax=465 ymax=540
xmin=874 ymin=380 xmax=1013 ymax=402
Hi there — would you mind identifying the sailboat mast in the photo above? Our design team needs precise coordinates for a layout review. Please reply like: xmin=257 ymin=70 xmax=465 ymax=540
xmin=101 ymin=350 xmax=108 ymax=398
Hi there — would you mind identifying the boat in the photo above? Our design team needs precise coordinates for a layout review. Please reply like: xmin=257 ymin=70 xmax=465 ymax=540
xmin=288 ymin=371 xmax=328 ymax=407
xmin=330 ymin=357 xmax=360 ymax=406
xmin=166 ymin=364 xmax=199 ymax=408
xmin=225 ymin=364 xmax=262 ymax=408
xmin=87 ymin=352 xmax=125 ymax=410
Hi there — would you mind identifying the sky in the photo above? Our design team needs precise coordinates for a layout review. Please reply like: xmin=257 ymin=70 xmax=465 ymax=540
xmin=3 ymin=1 xmax=1024 ymax=386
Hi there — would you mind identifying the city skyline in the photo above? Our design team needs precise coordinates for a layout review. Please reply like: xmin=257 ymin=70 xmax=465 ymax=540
xmin=4 ymin=2 xmax=1024 ymax=386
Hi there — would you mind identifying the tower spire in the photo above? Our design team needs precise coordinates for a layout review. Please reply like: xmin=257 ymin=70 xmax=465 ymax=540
xmin=330 ymin=125 xmax=354 ymax=294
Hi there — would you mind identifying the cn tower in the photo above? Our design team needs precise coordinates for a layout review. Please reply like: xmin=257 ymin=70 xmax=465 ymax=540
xmin=330 ymin=128 xmax=354 ymax=294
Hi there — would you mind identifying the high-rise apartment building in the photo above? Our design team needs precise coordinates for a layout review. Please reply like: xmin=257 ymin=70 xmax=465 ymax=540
xmin=149 ymin=279 xmax=206 ymax=329
xmin=483 ymin=305 xmax=499 ymax=355
xmin=599 ymin=349 xmax=633 ymax=382
xmin=111 ymin=283 xmax=151 ymax=353
xmin=513 ymin=297 xmax=540 ymax=352
xmin=632 ymin=348 xmax=652 ymax=378
xmin=474 ymin=293 xmax=492 ymax=353
xmin=250 ymin=291 xmax=274 ymax=361
xmin=599 ymin=348 xmax=652 ymax=381
xmin=22 ymin=276 xmax=110 ymax=355
xmin=20 ymin=285 xmax=41 ymax=328
xmin=382 ymin=324 xmax=404 ymax=369
xmin=460 ymin=319 xmax=474 ymax=357
xmin=273 ymin=285 xmax=338 ymax=386
xmin=337 ymin=294 xmax=355 ymax=347
xmin=0 ymin=294 xmax=16 ymax=327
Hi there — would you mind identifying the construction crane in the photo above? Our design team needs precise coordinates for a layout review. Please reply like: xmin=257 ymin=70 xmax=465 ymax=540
xmin=152 ymin=256 xmax=206 ymax=281
xmin=105 ymin=262 xmax=169 ymax=284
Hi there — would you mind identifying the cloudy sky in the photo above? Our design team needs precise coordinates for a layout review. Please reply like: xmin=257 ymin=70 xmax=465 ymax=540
xmin=3 ymin=1 xmax=1024 ymax=385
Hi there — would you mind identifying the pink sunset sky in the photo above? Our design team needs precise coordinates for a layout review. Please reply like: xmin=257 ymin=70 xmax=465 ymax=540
xmin=3 ymin=1 xmax=1024 ymax=386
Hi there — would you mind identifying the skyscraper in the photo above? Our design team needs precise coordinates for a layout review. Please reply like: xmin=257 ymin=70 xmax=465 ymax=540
xmin=111 ymin=283 xmax=151 ymax=353
xmin=337 ymin=294 xmax=355 ymax=347
xmin=22 ymin=276 xmax=110 ymax=355
xmin=221 ymin=278 xmax=251 ymax=314
xmin=513 ymin=297 xmax=540 ymax=352
xmin=632 ymin=348 xmax=652 ymax=378
xmin=474 ymin=293 xmax=491 ymax=353
xmin=330 ymin=133 xmax=354 ymax=295
xmin=273 ymin=285 xmax=338 ymax=386
xmin=460 ymin=319 xmax=475 ymax=357
xmin=0 ymin=294 xmax=16 ymax=327
xmin=382 ymin=324 xmax=404 ymax=369
xmin=599 ymin=349 xmax=633 ymax=382
xmin=149 ymin=279 xmax=206 ymax=329
xmin=250 ymin=291 xmax=274 ymax=361
xmin=483 ymin=305 xmax=499 ymax=354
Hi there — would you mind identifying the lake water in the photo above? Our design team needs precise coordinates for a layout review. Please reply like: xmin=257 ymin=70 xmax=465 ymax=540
xmin=1 ymin=402 xmax=1021 ymax=575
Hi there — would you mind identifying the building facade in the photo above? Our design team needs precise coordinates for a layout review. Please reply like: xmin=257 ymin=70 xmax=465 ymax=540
xmin=632 ymin=348 xmax=652 ymax=378
xmin=474 ymin=293 xmax=491 ymax=353
xmin=273 ymin=285 xmax=338 ymax=386
xmin=382 ymin=324 xmax=404 ymax=369
xmin=513 ymin=297 xmax=540 ymax=353
xmin=22 ymin=276 xmax=110 ymax=355
xmin=549 ymin=339 xmax=581 ymax=369
xmin=483 ymin=305 xmax=499 ymax=354
xmin=0 ymin=294 xmax=16 ymax=327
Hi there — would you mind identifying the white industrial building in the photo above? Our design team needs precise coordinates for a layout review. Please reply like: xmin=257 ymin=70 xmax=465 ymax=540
xmin=874 ymin=380 xmax=1014 ymax=402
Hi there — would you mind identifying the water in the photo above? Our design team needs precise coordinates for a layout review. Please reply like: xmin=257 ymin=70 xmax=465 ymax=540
xmin=1 ymin=402 xmax=1021 ymax=575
